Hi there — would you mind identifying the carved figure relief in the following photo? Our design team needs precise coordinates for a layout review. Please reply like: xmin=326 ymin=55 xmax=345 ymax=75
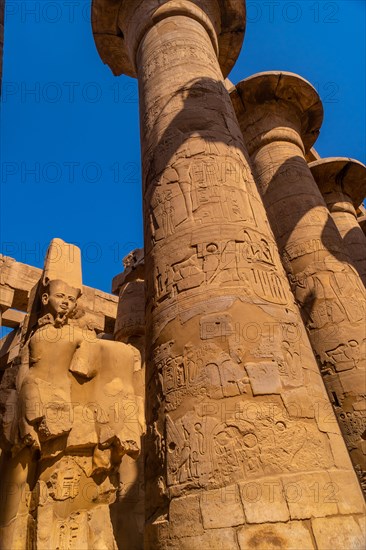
xmin=165 ymin=406 xmax=334 ymax=495
xmin=145 ymin=137 xmax=257 ymax=245
xmin=154 ymin=339 xmax=248 ymax=412
xmin=152 ymin=232 xmax=288 ymax=306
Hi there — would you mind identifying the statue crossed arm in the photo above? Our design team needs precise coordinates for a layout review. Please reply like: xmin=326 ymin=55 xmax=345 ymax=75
xmin=0 ymin=239 xmax=143 ymax=550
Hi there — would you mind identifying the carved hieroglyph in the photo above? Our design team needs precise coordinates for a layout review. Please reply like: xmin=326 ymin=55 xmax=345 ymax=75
xmin=310 ymin=157 xmax=366 ymax=286
xmin=0 ymin=239 xmax=143 ymax=550
xmin=92 ymin=3 xmax=365 ymax=548
xmin=232 ymin=72 xmax=366 ymax=493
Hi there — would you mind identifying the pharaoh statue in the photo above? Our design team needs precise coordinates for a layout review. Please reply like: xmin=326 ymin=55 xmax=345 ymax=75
xmin=0 ymin=239 xmax=144 ymax=550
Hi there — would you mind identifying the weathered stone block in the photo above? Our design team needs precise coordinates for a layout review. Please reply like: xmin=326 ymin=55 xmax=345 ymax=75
xmin=327 ymin=432 xmax=354 ymax=469
xmin=238 ymin=521 xmax=314 ymax=549
xmin=200 ymin=484 xmax=245 ymax=529
xmin=0 ymin=285 xmax=14 ymax=309
xmin=170 ymin=494 xmax=204 ymax=537
xmin=245 ymin=363 xmax=282 ymax=395
xmin=179 ymin=528 xmax=239 ymax=550
xmin=328 ymin=470 xmax=366 ymax=515
xmin=312 ymin=515 xmax=365 ymax=549
xmin=239 ymin=477 xmax=289 ymax=523
xmin=314 ymin=398 xmax=340 ymax=434
xmin=281 ymin=472 xmax=338 ymax=519
xmin=281 ymin=387 xmax=317 ymax=418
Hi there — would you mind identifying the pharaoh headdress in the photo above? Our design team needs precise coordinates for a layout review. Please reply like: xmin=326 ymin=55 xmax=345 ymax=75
xmin=22 ymin=238 xmax=83 ymax=341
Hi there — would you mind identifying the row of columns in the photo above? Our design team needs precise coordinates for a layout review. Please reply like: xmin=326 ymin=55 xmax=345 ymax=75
xmin=93 ymin=1 xmax=365 ymax=547
xmin=230 ymin=72 xmax=366 ymax=493
xmin=310 ymin=157 xmax=366 ymax=285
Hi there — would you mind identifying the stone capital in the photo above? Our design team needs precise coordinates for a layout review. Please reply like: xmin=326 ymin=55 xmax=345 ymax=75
xmin=92 ymin=0 xmax=246 ymax=77
xmin=309 ymin=157 xmax=366 ymax=214
xmin=232 ymin=71 xmax=323 ymax=154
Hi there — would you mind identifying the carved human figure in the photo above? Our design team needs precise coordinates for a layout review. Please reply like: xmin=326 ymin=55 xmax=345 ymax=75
xmin=0 ymin=239 xmax=143 ymax=550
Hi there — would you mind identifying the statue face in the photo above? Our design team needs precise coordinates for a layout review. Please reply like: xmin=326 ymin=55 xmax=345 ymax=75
xmin=41 ymin=280 xmax=79 ymax=322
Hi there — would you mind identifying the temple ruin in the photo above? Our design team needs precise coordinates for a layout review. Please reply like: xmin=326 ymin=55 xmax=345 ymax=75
xmin=0 ymin=1 xmax=365 ymax=548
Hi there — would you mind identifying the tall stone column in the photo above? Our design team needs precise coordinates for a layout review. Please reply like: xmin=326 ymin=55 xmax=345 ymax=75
xmin=309 ymin=158 xmax=366 ymax=286
xmin=112 ymin=249 xmax=146 ymax=550
xmin=231 ymin=71 xmax=366 ymax=491
xmin=359 ymin=205 xmax=366 ymax=237
xmin=113 ymin=248 xmax=145 ymax=358
xmin=92 ymin=6 xmax=365 ymax=547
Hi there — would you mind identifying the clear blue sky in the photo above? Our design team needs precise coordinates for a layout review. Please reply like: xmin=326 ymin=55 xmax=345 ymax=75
xmin=1 ymin=0 xmax=365 ymax=295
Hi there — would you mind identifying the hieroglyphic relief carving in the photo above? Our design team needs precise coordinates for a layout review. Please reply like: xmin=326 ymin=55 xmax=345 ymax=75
xmin=154 ymin=338 xmax=248 ymax=411
xmin=324 ymin=341 xmax=361 ymax=371
xmin=289 ymin=262 xmax=366 ymax=356
xmin=153 ymin=232 xmax=288 ymax=307
xmin=165 ymin=404 xmax=335 ymax=497
xmin=283 ymin=237 xmax=343 ymax=264
xmin=146 ymin=146 xmax=256 ymax=244
xmin=140 ymin=31 xmax=364 ymax=547
xmin=248 ymin=323 xmax=304 ymax=389
xmin=142 ymin=38 xmax=219 ymax=82
xmin=233 ymin=71 xmax=366 ymax=490
xmin=90 ymin=3 xmax=366 ymax=545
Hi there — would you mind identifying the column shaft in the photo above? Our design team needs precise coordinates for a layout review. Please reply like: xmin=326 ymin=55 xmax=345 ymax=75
xmin=253 ymin=141 xmax=366 ymax=484
xmin=309 ymin=158 xmax=366 ymax=287
xmin=112 ymin=249 xmax=146 ymax=550
xmin=233 ymin=77 xmax=366 ymax=491
xmin=133 ymin=15 xmax=365 ymax=546
xmin=329 ymin=198 xmax=366 ymax=285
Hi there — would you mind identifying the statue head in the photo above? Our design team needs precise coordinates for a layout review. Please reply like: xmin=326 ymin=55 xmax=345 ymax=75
xmin=41 ymin=279 xmax=80 ymax=325
xmin=31 ymin=238 xmax=83 ymax=328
